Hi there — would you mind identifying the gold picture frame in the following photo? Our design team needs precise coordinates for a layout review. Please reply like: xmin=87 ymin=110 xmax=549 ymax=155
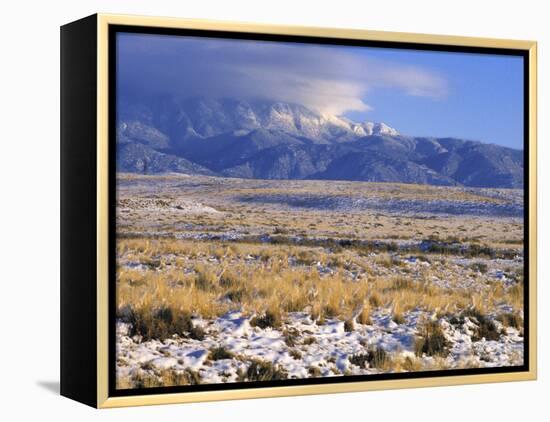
xmin=60 ymin=13 xmax=537 ymax=408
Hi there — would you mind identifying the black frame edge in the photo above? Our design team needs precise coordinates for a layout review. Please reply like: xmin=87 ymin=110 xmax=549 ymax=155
xmin=60 ymin=13 xmax=98 ymax=408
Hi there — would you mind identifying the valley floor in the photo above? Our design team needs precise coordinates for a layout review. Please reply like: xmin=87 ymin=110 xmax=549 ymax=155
xmin=115 ymin=173 xmax=525 ymax=388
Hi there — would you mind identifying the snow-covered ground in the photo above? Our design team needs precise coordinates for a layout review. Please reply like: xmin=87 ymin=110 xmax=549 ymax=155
xmin=115 ymin=174 xmax=525 ymax=388
xmin=116 ymin=308 xmax=524 ymax=385
xmin=118 ymin=197 xmax=221 ymax=215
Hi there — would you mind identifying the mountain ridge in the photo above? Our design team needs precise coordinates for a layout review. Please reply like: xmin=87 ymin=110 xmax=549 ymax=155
xmin=116 ymin=96 xmax=524 ymax=188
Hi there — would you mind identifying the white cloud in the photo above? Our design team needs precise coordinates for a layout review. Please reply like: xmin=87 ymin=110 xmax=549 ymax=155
xmin=118 ymin=33 xmax=448 ymax=116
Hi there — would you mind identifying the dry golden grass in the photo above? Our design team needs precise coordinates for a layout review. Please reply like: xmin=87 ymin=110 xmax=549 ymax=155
xmin=117 ymin=237 xmax=523 ymax=334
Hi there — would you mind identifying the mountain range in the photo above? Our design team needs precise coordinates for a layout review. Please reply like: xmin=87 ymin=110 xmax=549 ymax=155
xmin=116 ymin=96 xmax=524 ymax=188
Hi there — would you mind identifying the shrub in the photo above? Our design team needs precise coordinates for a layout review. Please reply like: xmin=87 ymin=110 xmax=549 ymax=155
xmin=137 ymin=307 xmax=190 ymax=340
xmin=323 ymin=303 xmax=339 ymax=318
xmin=392 ymin=311 xmax=405 ymax=325
xmin=283 ymin=328 xmax=300 ymax=347
xmin=357 ymin=308 xmax=372 ymax=325
xmin=415 ymin=321 xmax=449 ymax=357
xmin=308 ymin=366 xmax=322 ymax=377
xmin=349 ymin=346 xmax=388 ymax=369
xmin=289 ymin=349 xmax=302 ymax=360
xmin=295 ymin=250 xmax=316 ymax=266
xmin=344 ymin=319 xmax=355 ymax=332
xmin=194 ymin=271 xmax=213 ymax=291
xmin=188 ymin=324 xmax=205 ymax=341
xmin=311 ymin=303 xmax=326 ymax=325
xmin=224 ymin=289 xmax=245 ymax=303
xmin=219 ymin=271 xmax=239 ymax=288
xmin=125 ymin=305 xmax=205 ymax=341
xmin=169 ymin=369 xmax=200 ymax=386
xmin=303 ymin=336 xmax=316 ymax=345
xmin=369 ymin=293 xmax=382 ymax=308
xmin=208 ymin=346 xmax=234 ymax=361
xmin=387 ymin=242 xmax=398 ymax=252
xmin=250 ymin=309 xmax=282 ymax=329
xmin=402 ymin=356 xmax=421 ymax=372
xmin=469 ymin=262 xmax=489 ymax=274
xmin=464 ymin=309 xmax=501 ymax=341
xmin=465 ymin=244 xmax=498 ymax=259
xmin=128 ymin=371 xmax=161 ymax=389
xmin=445 ymin=236 xmax=461 ymax=244
xmin=497 ymin=312 xmax=523 ymax=330
xmin=349 ymin=353 xmax=370 ymax=369
xmin=475 ymin=318 xmax=500 ymax=341
xmin=129 ymin=368 xmax=200 ymax=388
xmin=273 ymin=226 xmax=288 ymax=235
xmin=510 ymin=267 xmax=524 ymax=283
xmin=242 ymin=360 xmax=288 ymax=381
xmin=376 ymin=254 xmax=393 ymax=269
xmin=368 ymin=346 xmax=389 ymax=368
xmin=117 ymin=304 xmax=136 ymax=323
xmin=390 ymin=278 xmax=414 ymax=290
xmin=417 ymin=254 xmax=432 ymax=263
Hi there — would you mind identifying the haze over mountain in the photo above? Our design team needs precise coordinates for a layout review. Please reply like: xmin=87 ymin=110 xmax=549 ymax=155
xmin=116 ymin=96 xmax=524 ymax=188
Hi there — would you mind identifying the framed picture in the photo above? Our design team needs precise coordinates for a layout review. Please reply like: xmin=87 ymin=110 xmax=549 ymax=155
xmin=60 ymin=13 xmax=537 ymax=408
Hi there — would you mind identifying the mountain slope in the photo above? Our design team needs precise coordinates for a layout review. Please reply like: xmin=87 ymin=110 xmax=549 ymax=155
xmin=312 ymin=151 xmax=458 ymax=186
xmin=221 ymin=143 xmax=349 ymax=179
xmin=182 ymin=128 xmax=307 ymax=171
xmin=422 ymin=139 xmax=524 ymax=188
xmin=116 ymin=96 xmax=524 ymax=188
xmin=117 ymin=143 xmax=216 ymax=176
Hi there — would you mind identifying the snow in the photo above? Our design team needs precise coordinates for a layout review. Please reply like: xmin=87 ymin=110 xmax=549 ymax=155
xmin=117 ymin=197 xmax=221 ymax=215
xmin=362 ymin=121 xmax=399 ymax=136
xmin=116 ymin=307 xmax=523 ymax=385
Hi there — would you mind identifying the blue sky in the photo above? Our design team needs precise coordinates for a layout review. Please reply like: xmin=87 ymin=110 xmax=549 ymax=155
xmin=118 ymin=33 xmax=524 ymax=149
xmin=344 ymin=48 xmax=524 ymax=149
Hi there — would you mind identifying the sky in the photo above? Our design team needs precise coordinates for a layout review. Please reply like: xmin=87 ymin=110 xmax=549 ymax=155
xmin=117 ymin=32 xmax=524 ymax=149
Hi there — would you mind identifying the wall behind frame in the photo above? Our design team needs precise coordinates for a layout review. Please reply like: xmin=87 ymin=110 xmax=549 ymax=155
xmin=1 ymin=1 xmax=546 ymax=421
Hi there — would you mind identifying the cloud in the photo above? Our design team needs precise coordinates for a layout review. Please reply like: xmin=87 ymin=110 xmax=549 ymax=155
xmin=117 ymin=33 xmax=448 ymax=116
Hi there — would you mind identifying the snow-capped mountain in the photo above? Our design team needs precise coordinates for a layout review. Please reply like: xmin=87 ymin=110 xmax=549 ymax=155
xmin=116 ymin=96 xmax=524 ymax=188
xmin=362 ymin=122 xmax=399 ymax=137
xmin=118 ymin=96 xmax=398 ymax=145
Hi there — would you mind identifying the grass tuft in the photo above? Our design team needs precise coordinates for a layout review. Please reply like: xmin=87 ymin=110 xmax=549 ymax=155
xmin=123 ymin=368 xmax=201 ymax=389
xmin=415 ymin=321 xmax=449 ymax=357
xmin=344 ymin=319 xmax=355 ymax=332
xmin=122 ymin=305 xmax=205 ymax=341
xmin=497 ymin=312 xmax=522 ymax=330
xmin=308 ymin=366 xmax=322 ymax=377
xmin=250 ymin=309 xmax=282 ymax=329
xmin=469 ymin=262 xmax=489 ymax=274
xmin=464 ymin=309 xmax=501 ymax=341
xmin=208 ymin=346 xmax=234 ymax=361
xmin=349 ymin=346 xmax=389 ymax=369
xmin=241 ymin=359 xmax=288 ymax=381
